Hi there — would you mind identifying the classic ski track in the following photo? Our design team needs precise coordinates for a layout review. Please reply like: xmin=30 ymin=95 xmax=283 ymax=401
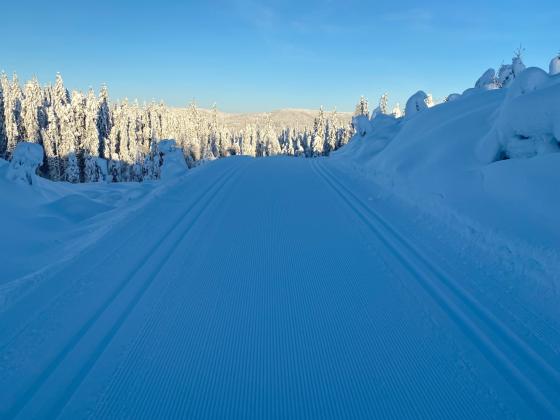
xmin=312 ymin=160 xmax=560 ymax=419
xmin=322 ymin=162 xmax=560 ymax=376
xmin=0 ymin=165 xmax=232 ymax=351
xmin=6 ymin=163 xmax=245 ymax=420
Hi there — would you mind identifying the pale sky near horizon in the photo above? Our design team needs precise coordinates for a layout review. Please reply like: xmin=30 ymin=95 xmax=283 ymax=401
xmin=1 ymin=0 xmax=558 ymax=112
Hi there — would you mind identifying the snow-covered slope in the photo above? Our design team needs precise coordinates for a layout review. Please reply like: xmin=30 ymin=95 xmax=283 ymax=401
xmin=333 ymin=66 xmax=560 ymax=287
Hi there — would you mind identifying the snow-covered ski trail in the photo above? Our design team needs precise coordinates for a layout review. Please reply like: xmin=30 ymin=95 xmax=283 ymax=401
xmin=1 ymin=157 xmax=557 ymax=419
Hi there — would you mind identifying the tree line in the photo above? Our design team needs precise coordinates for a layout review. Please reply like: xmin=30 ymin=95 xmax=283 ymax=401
xmin=0 ymin=73 xmax=354 ymax=183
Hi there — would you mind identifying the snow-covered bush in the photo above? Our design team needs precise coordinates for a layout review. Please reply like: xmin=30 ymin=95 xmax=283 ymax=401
xmin=477 ymin=68 xmax=560 ymax=162
xmin=6 ymin=142 xmax=44 ymax=185
xmin=157 ymin=139 xmax=188 ymax=181
xmin=498 ymin=55 xmax=526 ymax=87
xmin=550 ymin=54 xmax=560 ymax=76
xmin=405 ymin=91 xmax=429 ymax=118
xmin=475 ymin=68 xmax=499 ymax=90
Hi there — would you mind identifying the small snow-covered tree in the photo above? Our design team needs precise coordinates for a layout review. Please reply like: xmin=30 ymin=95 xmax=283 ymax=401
xmin=512 ymin=45 xmax=526 ymax=77
xmin=498 ymin=48 xmax=527 ymax=88
xmin=310 ymin=106 xmax=325 ymax=156
xmin=392 ymin=103 xmax=403 ymax=118
xmin=324 ymin=109 xmax=338 ymax=155
xmin=425 ymin=93 xmax=435 ymax=108
xmin=354 ymin=96 xmax=369 ymax=117
xmin=379 ymin=93 xmax=389 ymax=115
xmin=262 ymin=116 xmax=281 ymax=156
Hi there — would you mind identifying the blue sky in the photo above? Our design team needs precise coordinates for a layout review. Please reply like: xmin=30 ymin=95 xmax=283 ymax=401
xmin=1 ymin=0 xmax=558 ymax=112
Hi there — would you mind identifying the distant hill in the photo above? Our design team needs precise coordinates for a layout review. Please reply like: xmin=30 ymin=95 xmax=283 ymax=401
xmin=179 ymin=108 xmax=353 ymax=130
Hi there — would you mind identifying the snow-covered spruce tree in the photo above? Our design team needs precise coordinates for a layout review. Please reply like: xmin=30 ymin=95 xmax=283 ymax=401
xmin=324 ymin=109 xmax=338 ymax=155
xmin=392 ymin=103 xmax=403 ymax=118
xmin=60 ymin=101 xmax=81 ymax=182
xmin=354 ymin=96 xmax=369 ymax=117
xmin=98 ymin=85 xmax=111 ymax=159
xmin=65 ymin=151 xmax=80 ymax=183
xmin=262 ymin=116 xmax=281 ymax=156
xmin=41 ymin=106 xmax=62 ymax=180
xmin=2 ymin=73 xmax=24 ymax=157
xmin=241 ymin=124 xmax=257 ymax=157
xmin=379 ymin=93 xmax=389 ymax=115
xmin=82 ymin=88 xmax=102 ymax=182
xmin=208 ymin=103 xmax=220 ymax=158
xmin=310 ymin=106 xmax=325 ymax=157
xmin=21 ymin=77 xmax=45 ymax=144
xmin=0 ymin=78 xmax=7 ymax=157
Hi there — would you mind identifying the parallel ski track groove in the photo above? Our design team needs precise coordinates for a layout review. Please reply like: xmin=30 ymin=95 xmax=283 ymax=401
xmin=7 ymin=164 xmax=242 ymax=420
xmin=312 ymin=160 xmax=560 ymax=419
xmin=0 ymin=168 xmax=231 ymax=351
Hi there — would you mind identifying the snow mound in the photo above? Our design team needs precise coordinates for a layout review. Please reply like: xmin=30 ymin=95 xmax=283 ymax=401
xmin=157 ymin=139 xmax=188 ymax=181
xmin=6 ymin=142 xmax=44 ymax=185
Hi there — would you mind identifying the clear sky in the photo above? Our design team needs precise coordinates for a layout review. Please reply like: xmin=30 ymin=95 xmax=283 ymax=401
xmin=1 ymin=0 xmax=558 ymax=112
